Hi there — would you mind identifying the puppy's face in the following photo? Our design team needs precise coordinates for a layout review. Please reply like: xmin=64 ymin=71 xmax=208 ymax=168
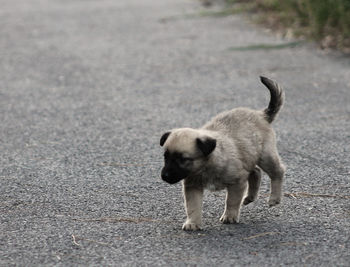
xmin=160 ymin=128 xmax=216 ymax=184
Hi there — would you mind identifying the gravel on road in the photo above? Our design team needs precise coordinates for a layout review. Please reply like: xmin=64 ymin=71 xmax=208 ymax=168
xmin=1 ymin=0 xmax=349 ymax=266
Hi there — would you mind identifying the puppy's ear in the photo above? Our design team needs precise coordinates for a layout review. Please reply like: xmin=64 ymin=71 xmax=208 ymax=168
xmin=160 ymin=131 xmax=171 ymax=146
xmin=196 ymin=137 xmax=216 ymax=156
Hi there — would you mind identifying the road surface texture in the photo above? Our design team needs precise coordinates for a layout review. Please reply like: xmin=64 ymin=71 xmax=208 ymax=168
xmin=1 ymin=0 xmax=349 ymax=266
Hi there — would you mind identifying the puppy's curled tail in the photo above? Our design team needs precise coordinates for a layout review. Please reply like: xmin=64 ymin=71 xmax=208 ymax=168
xmin=260 ymin=76 xmax=284 ymax=123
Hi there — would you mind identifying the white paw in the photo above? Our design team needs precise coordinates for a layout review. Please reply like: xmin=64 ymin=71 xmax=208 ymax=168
xmin=182 ymin=221 xmax=201 ymax=231
xmin=268 ymin=196 xmax=281 ymax=207
xmin=220 ymin=213 xmax=239 ymax=224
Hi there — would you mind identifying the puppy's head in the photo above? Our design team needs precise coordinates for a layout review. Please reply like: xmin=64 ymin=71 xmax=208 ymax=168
xmin=159 ymin=128 xmax=216 ymax=184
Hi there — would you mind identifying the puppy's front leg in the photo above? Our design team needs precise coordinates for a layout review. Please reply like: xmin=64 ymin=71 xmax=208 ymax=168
xmin=220 ymin=181 xmax=247 ymax=224
xmin=182 ymin=183 xmax=203 ymax=231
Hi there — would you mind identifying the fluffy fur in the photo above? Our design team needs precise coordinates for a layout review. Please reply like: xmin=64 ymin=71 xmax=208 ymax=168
xmin=160 ymin=76 xmax=286 ymax=230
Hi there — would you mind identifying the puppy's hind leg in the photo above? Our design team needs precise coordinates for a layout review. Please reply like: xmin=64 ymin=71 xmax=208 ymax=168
xmin=220 ymin=180 xmax=247 ymax=224
xmin=258 ymin=147 xmax=285 ymax=207
xmin=243 ymin=167 xmax=262 ymax=205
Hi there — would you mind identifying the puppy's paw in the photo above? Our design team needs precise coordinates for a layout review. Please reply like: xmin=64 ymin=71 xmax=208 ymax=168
xmin=268 ymin=196 xmax=281 ymax=207
xmin=220 ymin=214 xmax=239 ymax=224
xmin=182 ymin=221 xmax=201 ymax=231
xmin=243 ymin=196 xmax=255 ymax=205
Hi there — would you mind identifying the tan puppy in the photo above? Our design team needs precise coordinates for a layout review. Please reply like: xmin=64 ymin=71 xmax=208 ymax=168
xmin=160 ymin=77 xmax=286 ymax=230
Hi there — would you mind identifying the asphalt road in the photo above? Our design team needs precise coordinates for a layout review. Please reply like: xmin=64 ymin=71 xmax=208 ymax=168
xmin=1 ymin=0 xmax=349 ymax=266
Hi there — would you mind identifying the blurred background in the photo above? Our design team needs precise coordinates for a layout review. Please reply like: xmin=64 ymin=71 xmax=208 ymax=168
xmin=201 ymin=0 xmax=350 ymax=53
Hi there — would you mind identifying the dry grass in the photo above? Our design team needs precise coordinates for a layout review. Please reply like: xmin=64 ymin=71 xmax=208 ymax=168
xmin=71 ymin=234 xmax=81 ymax=246
xmin=226 ymin=0 xmax=350 ymax=52
xmin=72 ymin=216 xmax=158 ymax=223
xmin=242 ymin=231 xmax=280 ymax=240
xmin=284 ymin=192 xmax=350 ymax=199
xmin=71 ymin=234 xmax=122 ymax=249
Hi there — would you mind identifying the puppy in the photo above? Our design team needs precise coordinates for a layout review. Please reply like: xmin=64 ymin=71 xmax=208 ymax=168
xmin=160 ymin=77 xmax=286 ymax=231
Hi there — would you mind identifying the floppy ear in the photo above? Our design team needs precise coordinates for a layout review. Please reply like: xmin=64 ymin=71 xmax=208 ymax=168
xmin=196 ymin=137 xmax=216 ymax=156
xmin=160 ymin=131 xmax=171 ymax=146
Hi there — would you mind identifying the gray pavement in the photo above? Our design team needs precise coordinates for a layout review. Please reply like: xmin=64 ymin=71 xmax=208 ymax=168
xmin=1 ymin=0 xmax=349 ymax=266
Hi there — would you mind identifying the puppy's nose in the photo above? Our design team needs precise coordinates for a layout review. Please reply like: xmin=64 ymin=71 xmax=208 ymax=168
xmin=161 ymin=171 xmax=169 ymax=180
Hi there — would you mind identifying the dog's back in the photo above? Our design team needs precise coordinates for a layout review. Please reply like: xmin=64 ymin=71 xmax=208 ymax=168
xmin=202 ymin=76 xmax=284 ymax=170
